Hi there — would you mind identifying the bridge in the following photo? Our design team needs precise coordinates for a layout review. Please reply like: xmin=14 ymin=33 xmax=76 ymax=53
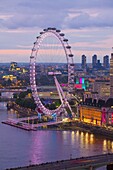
xmin=9 ymin=153 xmax=113 ymax=170
xmin=0 ymin=85 xmax=66 ymax=93
xmin=0 ymin=88 xmax=26 ymax=93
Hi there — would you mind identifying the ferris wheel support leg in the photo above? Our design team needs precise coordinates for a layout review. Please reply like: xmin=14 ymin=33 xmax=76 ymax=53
xmin=54 ymin=76 xmax=64 ymax=105
xmin=54 ymin=76 xmax=74 ymax=118
xmin=54 ymin=76 xmax=68 ymax=116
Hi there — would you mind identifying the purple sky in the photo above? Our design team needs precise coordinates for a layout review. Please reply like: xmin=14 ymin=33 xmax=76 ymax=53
xmin=0 ymin=0 xmax=113 ymax=63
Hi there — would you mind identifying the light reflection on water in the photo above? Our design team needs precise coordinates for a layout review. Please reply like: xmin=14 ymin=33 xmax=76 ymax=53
xmin=0 ymin=103 xmax=112 ymax=170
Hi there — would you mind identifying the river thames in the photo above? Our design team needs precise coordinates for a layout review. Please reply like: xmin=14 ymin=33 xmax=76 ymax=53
xmin=0 ymin=102 xmax=113 ymax=170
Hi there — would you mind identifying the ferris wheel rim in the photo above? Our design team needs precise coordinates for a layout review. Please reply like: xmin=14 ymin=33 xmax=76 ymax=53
xmin=30 ymin=27 xmax=74 ymax=115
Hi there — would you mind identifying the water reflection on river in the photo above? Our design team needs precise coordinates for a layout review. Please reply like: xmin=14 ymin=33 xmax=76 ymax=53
xmin=0 ymin=102 xmax=112 ymax=170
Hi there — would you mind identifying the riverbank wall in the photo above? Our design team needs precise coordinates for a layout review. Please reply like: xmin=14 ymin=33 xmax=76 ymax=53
xmin=69 ymin=120 xmax=113 ymax=140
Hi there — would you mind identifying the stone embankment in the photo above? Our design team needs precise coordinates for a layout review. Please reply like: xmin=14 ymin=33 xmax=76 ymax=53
xmin=70 ymin=120 xmax=113 ymax=139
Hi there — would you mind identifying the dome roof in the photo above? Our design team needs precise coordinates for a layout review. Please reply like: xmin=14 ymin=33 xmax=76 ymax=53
xmin=105 ymin=98 xmax=113 ymax=107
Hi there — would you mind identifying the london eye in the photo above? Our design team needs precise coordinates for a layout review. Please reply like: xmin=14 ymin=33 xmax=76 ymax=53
xmin=30 ymin=28 xmax=75 ymax=116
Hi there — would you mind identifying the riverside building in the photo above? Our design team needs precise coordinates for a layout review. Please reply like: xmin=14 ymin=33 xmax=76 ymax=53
xmin=79 ymin=98 xmax=113 ymax=126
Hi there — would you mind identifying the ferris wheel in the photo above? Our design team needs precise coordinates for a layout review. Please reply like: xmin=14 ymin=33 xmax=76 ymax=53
xmin=30 ymin=27 xmax=75 ymax=115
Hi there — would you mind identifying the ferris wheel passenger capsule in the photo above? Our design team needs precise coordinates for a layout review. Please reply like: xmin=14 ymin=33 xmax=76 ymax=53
xmin=60 ymin=33 xmax=65 ymax=36
xmin=63 ymin=39 xmax=68 ymax=42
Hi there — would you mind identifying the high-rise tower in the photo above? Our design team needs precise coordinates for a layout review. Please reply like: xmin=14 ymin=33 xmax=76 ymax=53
xmin=92 ymin=54 xmax=97 ymax=68
xmin=81 ymin=54 xmax=86 ymax=69
xmin=103 ymin=55 xmax=109 ymax=69
xmin=110 ymin=52 xmax=113 ymax=97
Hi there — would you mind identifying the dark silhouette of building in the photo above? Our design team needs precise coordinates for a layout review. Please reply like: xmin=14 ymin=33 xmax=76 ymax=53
xmin=81 ymin=54 xmax=86 ymax=69
xmin=92 ymin=54 xmax=97 ymax=68
xmin=103 ymin=55 xmax=109 ymax=69
xmin=97 ymin=59 xmax=102 ymax=69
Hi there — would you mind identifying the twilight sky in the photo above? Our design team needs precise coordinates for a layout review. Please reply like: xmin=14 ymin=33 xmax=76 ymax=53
xmin=0 ymin=0 xmax=113 ymax=63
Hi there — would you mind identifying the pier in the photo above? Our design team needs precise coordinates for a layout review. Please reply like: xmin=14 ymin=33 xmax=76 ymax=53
xmin=2 ymin=117 xmax=63 ymax=131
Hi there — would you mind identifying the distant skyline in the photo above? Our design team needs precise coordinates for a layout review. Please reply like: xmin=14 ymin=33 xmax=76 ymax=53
xmin=0 ymin=0 xmax=113 ymax=63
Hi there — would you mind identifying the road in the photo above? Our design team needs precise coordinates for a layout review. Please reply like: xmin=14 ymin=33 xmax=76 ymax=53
xmin=8 ymin=153 xmax=113 ymax=170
